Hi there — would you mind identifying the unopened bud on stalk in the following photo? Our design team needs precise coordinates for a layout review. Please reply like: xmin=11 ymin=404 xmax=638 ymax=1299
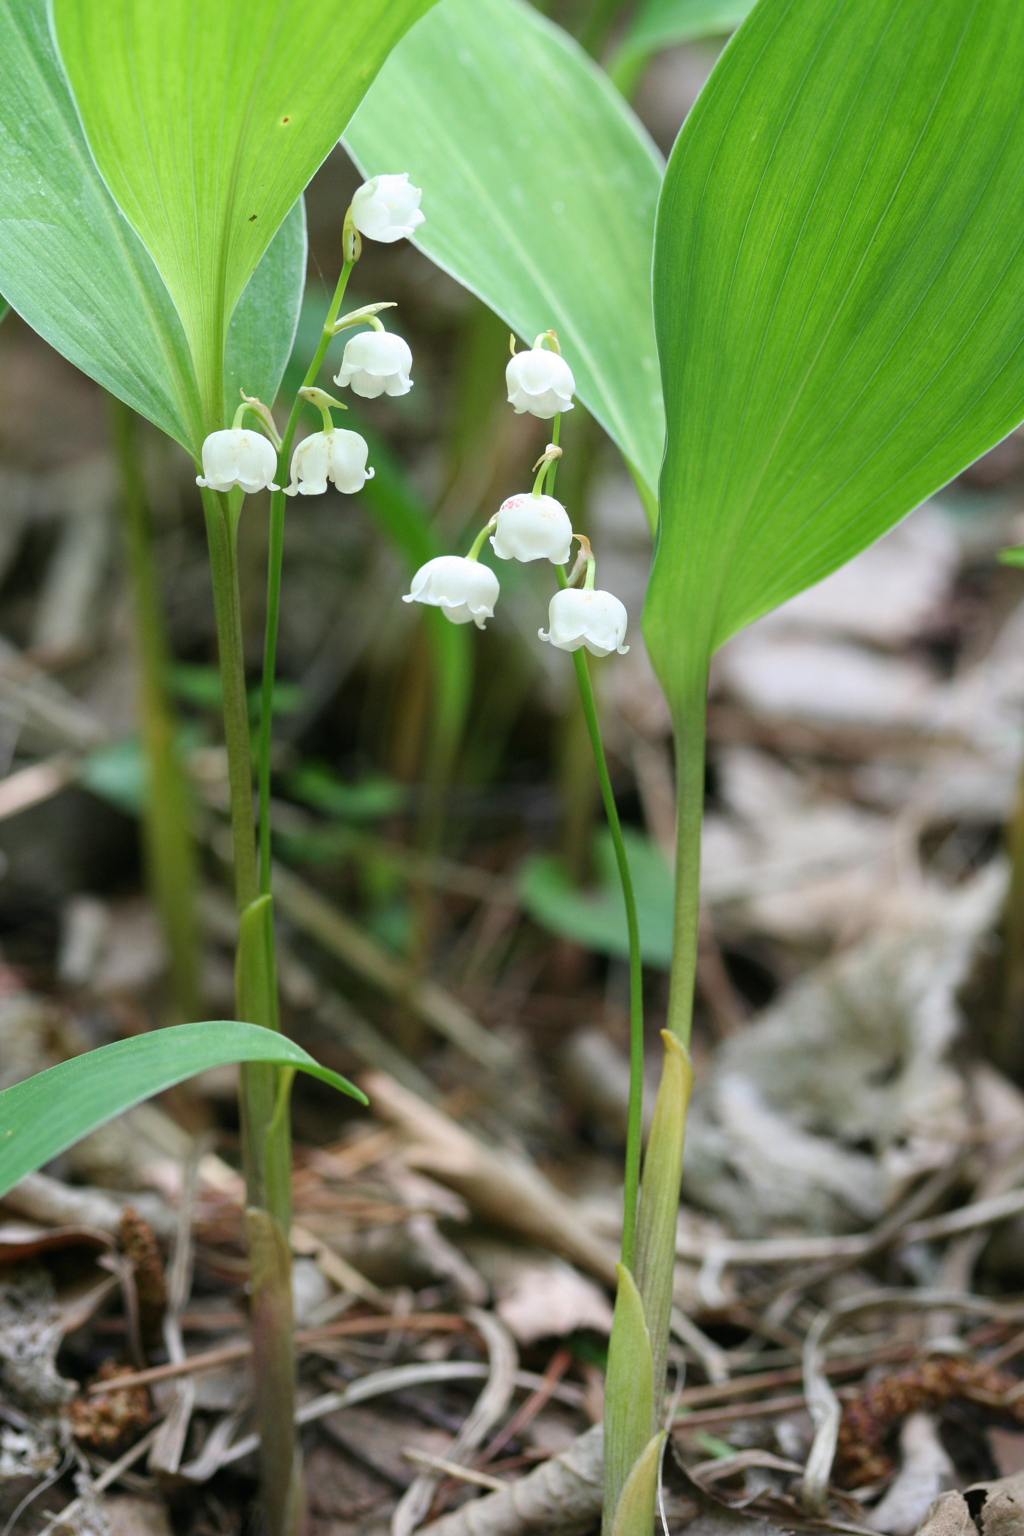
xmin=506 ymin=337 xmax=575 ymax=419
xmin=350 ymin=173 xmax=424 ymax=243
xmin=403 ymin=555 xmax=499 ymax=629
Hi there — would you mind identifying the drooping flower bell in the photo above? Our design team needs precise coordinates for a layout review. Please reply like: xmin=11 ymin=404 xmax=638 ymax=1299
xmin=540 ymin=587 xmax=629 ymax=657
xmin=285 ymin=429 xmax=373 ymax=496
xmin=491 ymin=492 xmax=572 ymax=564
xmin=506 ymin=338 xmax=575 ymax=419
xmin=196 ymin=429 xmax=279 ymax=493
xmin=403 ymin=555 xmax=499 ymax=629
xmin=335 ymin=328 xmax=413 ymax=399
xmin=351 ymin=173 xmax=425 ymax=244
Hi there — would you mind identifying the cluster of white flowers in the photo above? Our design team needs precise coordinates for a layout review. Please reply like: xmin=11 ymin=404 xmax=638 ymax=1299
xmin=404 ymin=336 xmax=629 ymax=658
xmin=196 ymin=173 xmax=423 ymax=498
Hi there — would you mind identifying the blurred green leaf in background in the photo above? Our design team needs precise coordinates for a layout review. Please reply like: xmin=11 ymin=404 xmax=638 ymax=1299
xmin=520 ymin=829 xmax=674 ymax=968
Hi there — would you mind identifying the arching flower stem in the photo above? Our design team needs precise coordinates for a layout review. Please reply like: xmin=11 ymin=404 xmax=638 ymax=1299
xmin=554 ymin=555 xmax=644 ymax=1269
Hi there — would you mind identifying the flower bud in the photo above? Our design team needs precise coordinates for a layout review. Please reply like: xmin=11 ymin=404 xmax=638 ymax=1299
xmin=350 ymin=173 xmax=425 ymax=244
xmin=491 ymin=493 xmax=572 ymax=564
xmin=539 ymin=587 xmax=629 ymax=657
xmin=335 ymin=330 xmax=413 ymax=399
xmin=506 ymin=347 xmax=575 ymax=419
xmin=196 ymin=429 xmax=279 ymax=493
xmin=403 ymin=555 xmax=499 ymax=629
xmin=285 ymin=430 xmax=373 ymax=496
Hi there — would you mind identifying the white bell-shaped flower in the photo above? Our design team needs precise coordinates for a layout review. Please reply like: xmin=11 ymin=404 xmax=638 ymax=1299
xmin=335 ymin=330 xmax=413 ymax=398
xmin=196 ymin=429 xmax=279 ymax=493
xmin=539 ymin=587 xmax=629 ymax=657
xmin=285 ymin=429 xmax=373 ymax=496
xmin=351 ymin=173 xmax=425 ymax=244
xmin=491 ymin=493 xmax=572 ymax=564
xmin=506 ymin=347 xmax=575 ymax=419
xmin=403 ymin=556 xmax=499 ymax=629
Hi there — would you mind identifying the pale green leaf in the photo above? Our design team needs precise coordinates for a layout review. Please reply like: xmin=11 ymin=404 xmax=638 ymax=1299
xmin=608 ymin=0 xmax=752 ymax=95
xmin=604 ymin=1264 xmax=654 ymax=1535
xmin=645 ymin=0 xmax=1024 ymax=713
xmin=610 ymin=1431 xmax=666 ymax=1536
xmin=0 ymin=0 xmax=200 ymax=449
xmin=51 ymin=0 xmax=437 ymax=425
xmin=346 ymin=0 xmax=665 ymax=507
xmin=625 ymin=0 xmax=752 ymax=54
xmin=0 ymin=0 xmax=306 ymax=455
xmin=223 ymin=199 xmax=307 ymax=426
xmin=519 ymin=829 xmax=674 ymax=967
xmin=0 ymin=1021 xmax=365 ymax=1199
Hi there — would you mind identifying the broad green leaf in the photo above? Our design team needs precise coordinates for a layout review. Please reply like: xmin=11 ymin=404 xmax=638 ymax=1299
xmin=519 ymin=829 xmax=674 ymax=967
xmin=645 ymin=0 xmax=1024 ymax=714
xmin=0 ymin=0 xmax=306 ymax=454
xmin=346 ymin=0 xmax=665 ymax=509
xmin=0 ymin=0 xmax=199 ymax=448
xmin=51 ymin=0 xmax=437 ymax=425
xmin=223 ymin=199 xmax=307 ymax=428
xmin=604 ymin=1264 xmax=654 ymax=1535
xmin=0 ymin=1021 xmax=365 ymax=1199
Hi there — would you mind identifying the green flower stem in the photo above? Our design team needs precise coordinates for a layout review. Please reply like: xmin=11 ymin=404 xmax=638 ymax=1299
xmin=200 ymin=487 xmax=259 ymax=910
xmin=257 ymin=257 xmax=354 ymax=895
xmin=556 ymin=562 xmax=644 ymax=1268
xmin=112 ymin=398 xmax=200 ymax=1022
xmin=200 ymin=481 xmax=299 ymax=1536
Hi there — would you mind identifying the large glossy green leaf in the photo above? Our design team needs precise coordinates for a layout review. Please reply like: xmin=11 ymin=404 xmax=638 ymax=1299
xmin=0 ymin=0 xmax=307 ymax=454
xmin=51 ymin=0 xmax=437 ymax=425
xmin=346 ymin=0 xmax=665 ymax=509
xmin=645 ymin=0 xmax=1024 ymax=712
xmin=0 ymin=1021 xmax=365 ymax=1199
xmin=0 ymin=0 xmax=199 ymax=448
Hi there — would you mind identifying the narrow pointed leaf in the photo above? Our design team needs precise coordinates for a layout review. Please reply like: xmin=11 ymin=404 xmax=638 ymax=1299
xmin=346 ymin=0 xmax=665 ymax=508
xmin=645 ymin=0 xmax=1024 ymax=710
xmin=634 ymin=1032 xmax=693 ymax=1405
xmin=50 ymin=0 xmax=438 ymax=424
xmin=0 ymin=1021 xmax=366 ymax=1200
xmin=603 ymin=1264 xmax=654 ymax=1536
xmin=610 ymin=1432 xmax=666 ymax=1536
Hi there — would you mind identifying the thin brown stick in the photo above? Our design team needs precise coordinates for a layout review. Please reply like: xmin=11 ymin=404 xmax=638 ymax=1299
xmin=675 ymin=1340 xmax=918 ymax=1409
xmin=88 ymin=1312 xmax=470 ymax=1394
xmin=674 ymin=1391 xmax=812 ymax=1429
